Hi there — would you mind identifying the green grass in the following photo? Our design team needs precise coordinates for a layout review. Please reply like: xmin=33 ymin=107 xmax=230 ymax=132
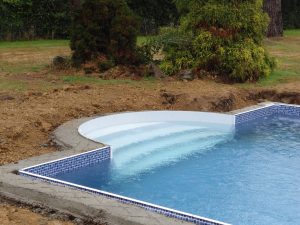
xmin=0 ymin=37 xmax=147 ymax=49
xmin=0 ymin=79 xmax=27 ymax=91
xmin=258 ymin=29 xmax=300 ymax=86
xmin=62 ymin=76 xmax=136 ymax=85
xmin=0 ymin=40 xmax=69 ymax=49
xmin=258 ymin=70 xmax=299 ymax=86
xmin=0 ymin=64 xmax=48 ymax=74
xmin=62 ymin=75 xmax=156 ymax=87
xmin=0 ymin=39 xmax=70 ymax=74
xmin=284 ymin=29 xmax=300 ymax=37
xmin=137 ymin=36 xmax=150 ymax=46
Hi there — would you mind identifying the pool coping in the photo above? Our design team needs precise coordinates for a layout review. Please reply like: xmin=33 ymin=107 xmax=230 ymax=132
xmin=1 ymin=102 xmax=299 ymax=225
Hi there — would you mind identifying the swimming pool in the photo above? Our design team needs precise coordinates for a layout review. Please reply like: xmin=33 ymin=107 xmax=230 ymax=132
xmin=20 ymin=103 xmax=300 ymax=225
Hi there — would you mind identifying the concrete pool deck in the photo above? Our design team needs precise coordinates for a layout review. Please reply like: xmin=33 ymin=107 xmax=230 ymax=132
xmin=0 ymin=102 xmax=276 ymax=225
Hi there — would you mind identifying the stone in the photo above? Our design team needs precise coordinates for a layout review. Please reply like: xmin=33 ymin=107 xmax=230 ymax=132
xmin=52 ymin=56 xmax=70 ymax=69
xmin=41 ymin=121 xmax=53 ymax=132
xmin=148 ymin=63 xmax=164 ymax=78
xmin=179 ymin=69 xmax=195 ymax=81
xmin=0 ymin=95 xmax=15 ymax=101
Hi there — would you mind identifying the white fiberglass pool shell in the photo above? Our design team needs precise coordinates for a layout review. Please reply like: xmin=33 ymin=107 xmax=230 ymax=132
xmin=78 ymin=111 xmax=235 ymax=149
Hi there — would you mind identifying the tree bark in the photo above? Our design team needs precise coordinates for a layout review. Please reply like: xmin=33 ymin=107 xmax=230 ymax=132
xmin=263 ymin=0 xmax=283 ymax=37
xmin=70 ymin=0 xmax=82 ymax=11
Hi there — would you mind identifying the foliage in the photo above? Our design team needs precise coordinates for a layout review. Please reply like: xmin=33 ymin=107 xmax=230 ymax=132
xmin=126 ymin=0 xmax=178 ymax=35
xmin=70 ymin=0 xmax=140 ymax=66
xmin=0 ymin=0 xmax=178 ymax=40
xmin=150 ymin=0 xmax=276 ymax=82
xmin=97 ymin=59 xmax=115 ymax=72
xmin=282 ymin=0 xmax=300 ymax=29
xmin=0 ymin=0 xmax=71 ymax=40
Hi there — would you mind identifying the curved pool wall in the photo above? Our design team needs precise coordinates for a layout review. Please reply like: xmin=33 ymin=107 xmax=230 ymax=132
xmin=19 ymin=103 xmax=300 ymax=225
xmin=78 ymin=111 xmax=235 ymax=144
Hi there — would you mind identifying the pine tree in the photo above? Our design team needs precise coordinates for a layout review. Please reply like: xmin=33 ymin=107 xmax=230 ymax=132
xmin=70 ymin=0 xmax=140 ymax=66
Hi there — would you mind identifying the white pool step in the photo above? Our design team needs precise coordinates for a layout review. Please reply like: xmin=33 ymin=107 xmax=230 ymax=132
xmin=111 ymin=133 xmax=232 ymax=179
xmin=92 ymin=122 xmax=166 ymax=139
xmin=98 ymin=125 xmax=207 ymax=150
xmin=112 ymin=130 xmax=224 ymax=167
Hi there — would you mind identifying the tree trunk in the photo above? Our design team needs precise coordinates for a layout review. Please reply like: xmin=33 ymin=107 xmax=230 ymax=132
xmin=263 ymin=0 xmax=283 ymax=37
xmin=70 ymin=0 xmax=82 ymax=11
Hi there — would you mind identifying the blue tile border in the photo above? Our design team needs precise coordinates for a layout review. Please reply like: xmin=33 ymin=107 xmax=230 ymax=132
xmin=235 ymin=103 xmax=300 ymax=125
xmin=21 ymin=147 xmax=111 ymax=177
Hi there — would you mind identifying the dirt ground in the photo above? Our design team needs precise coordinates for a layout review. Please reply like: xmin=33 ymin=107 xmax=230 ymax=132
xmin=0 ymin=194 xmax=101 ymax=225
xmin=1 ymin=36 xmax=300 ymax=224
xmin=0 ymin=204 xmax=73 ymax=225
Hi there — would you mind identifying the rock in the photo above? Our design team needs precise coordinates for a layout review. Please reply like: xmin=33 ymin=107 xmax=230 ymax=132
xmin=0 ymin=95 xmax=15 ymax=101
xmin=83 ymin=67 xmax=95 ymax=75
xmin=212 ymin=94 xmax=235 ymax=112
xmin=161 ymin=92 xmax=178 ymax=105
xmin=179 ymin=69 xmax=195 ymax=81
xmin=41 ymin=121 xmax=52 ymax=132
xmin=148 ymin=63 xmax=165 ymax=78
xmin=40 ymin=143 xmax=49 ymax=148
xmin=257 ymin=98 xmax=265 ymax=103
xmin=11 ymin=208 xmax=18 ymax=213
xmin=52 ymin=55 xmax=70 ymax=69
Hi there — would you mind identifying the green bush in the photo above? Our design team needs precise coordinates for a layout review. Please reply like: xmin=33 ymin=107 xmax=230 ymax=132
xmin=150 ymin=0 xmax=276 ymax=82
xmin=98 ymin=59 xmax=115 ymax=72
xmin=70 ymin=0 xmax=140 ymax=67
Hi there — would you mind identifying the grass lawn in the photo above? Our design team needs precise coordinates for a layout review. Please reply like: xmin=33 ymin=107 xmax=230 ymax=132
xmin=0 ymin=40 xmax=70 ymax=74
xmin=259 ymin=29 xmax=300 ymax=86
xmin=0 ymin=39 xmax=69 ymax=49
xmin=0 ymin=31 xmax=299 ymax=91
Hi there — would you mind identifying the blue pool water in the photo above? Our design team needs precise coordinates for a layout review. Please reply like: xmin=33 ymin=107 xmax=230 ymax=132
xmin=53 ymin=117 xmax=300 ymax=225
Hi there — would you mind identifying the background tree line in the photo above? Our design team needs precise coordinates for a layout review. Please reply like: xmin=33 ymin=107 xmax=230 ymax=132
xmin=0 ymin=0 xmax=71 ymax=40
xmin=0 ymin=0 xmax=299 ymax=41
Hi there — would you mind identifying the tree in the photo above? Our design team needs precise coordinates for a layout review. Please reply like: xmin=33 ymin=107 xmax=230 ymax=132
xmin=70 ymin=0 xmax=140 ymax=66
xmin=263 ymin=0 xmax=283 ymax=37
xmin=126 ymin=0 xmax=178 ymax=35
xmin=0 ymin=0 xmax=71 ymax=40
xmin=282 ymin=0 xmax=300 ymax=29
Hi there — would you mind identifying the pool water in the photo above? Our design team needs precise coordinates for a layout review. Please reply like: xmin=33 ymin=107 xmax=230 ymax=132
xmin=53 ymin=117 xmax=300 ymax=225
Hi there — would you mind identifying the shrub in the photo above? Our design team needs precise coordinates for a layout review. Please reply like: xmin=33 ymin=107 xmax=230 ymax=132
xmin=70 ymin=0 xmax=140 ymax=67
xmin=150 ymin=0 xmax=276 ymax=82
xmin=52 ymin=55 xmax=72 ymax=69
xmin=98 ymin=59 xmax=115 ymax=72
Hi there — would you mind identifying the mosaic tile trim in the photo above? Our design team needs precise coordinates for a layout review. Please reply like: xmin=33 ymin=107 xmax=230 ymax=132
xmin=235 ymin=105 xmax=277 ymax=124
xmin=235 ymin=104 xmax=300 ymax=124
xmin=22 ymin=147 xmax=111 ymax=177
xmin=276 ymin=104 xmax=300 ymax=117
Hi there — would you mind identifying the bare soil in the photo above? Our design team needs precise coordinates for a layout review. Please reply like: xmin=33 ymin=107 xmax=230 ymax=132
xmin=0 ymin=201 xmax=73 ymax=225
